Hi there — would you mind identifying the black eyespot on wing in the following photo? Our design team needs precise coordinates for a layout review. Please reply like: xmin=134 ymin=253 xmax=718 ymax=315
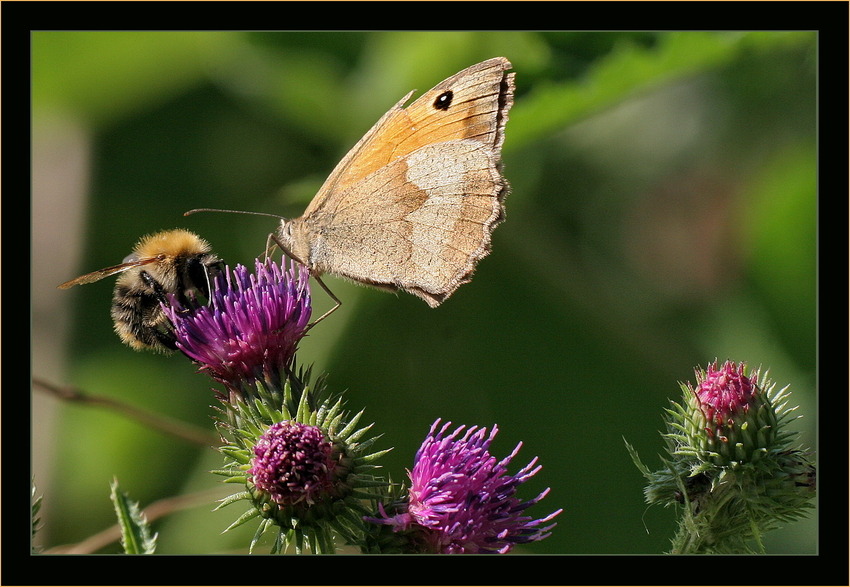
xmin=433 ymin=90 xmax=453 ymax=111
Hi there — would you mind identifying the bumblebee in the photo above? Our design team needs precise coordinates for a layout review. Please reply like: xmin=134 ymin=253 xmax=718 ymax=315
xmin=59 ymin=229 xmax=223 ymax=352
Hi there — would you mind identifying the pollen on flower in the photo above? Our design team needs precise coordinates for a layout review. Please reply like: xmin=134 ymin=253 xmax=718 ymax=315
xmin=249 ymin=421 xmax=337 ymax=506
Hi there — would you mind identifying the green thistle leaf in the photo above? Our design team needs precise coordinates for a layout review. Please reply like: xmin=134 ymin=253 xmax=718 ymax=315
xmin=31 ymin=480 xmax=44 ymax=553
xmin=109 ymin=478 xmax=157 ymax=554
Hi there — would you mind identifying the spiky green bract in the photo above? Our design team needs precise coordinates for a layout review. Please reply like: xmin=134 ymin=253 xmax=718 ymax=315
xmin=626 ymin=361 xmax=815 ymax=554
xmin=213 ymin=366 xmax=390 ymax=554
xmin=358 ymin=477 xmax=438 ymax=554
xmin=109 ymin=478 xmax=158 ymax=554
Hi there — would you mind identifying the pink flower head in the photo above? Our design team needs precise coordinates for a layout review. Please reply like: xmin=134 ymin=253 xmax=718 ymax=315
xmin=249 ymin=421 xmax=337 ymax=506
xmin=164 ymin=258 xmax=311 ymax=390
xmin=370 ymin=419 xmax=562 ymax=553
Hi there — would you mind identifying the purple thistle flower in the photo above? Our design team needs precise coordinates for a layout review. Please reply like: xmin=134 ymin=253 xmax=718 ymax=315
xmin=370 ymin=419 xmax=562 ymax=554
xmin=164 ymin=258 xmax=311 ymax=390
xmin=249 ymin=421 xmax=338 ymax=507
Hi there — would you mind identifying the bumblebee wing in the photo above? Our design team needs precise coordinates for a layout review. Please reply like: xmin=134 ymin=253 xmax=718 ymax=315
xmin=57 ymin=257 xmax=160 ymax=289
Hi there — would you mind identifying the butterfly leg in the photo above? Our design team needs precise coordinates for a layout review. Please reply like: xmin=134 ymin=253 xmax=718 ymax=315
xmin=262 ymin=232 xmax=277 ymax=262
xmin=303 ymin=273 xmax=341 ymax=332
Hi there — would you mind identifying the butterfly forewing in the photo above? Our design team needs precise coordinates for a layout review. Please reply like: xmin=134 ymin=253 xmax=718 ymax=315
xmin=303 ymin=57 xmax=513 ymax=216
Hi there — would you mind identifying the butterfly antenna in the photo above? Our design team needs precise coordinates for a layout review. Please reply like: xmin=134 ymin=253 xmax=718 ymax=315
xmin=184 ymin=207 xmax=286 ymax=220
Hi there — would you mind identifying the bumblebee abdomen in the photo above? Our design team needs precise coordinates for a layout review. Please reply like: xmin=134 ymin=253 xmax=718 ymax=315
xmin=111 ymin=278 xmax=176 ymax=352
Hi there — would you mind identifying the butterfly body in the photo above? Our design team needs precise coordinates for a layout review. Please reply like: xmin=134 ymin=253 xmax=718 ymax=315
xmin=277 ymin=57 xmax=515 ymax=308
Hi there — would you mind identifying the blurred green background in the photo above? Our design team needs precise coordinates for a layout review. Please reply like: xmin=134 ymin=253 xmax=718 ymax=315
xmin=32 ymin=31 xmax=816 ymax=555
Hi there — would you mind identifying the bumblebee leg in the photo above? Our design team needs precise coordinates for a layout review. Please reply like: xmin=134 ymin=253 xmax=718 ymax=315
xmin=139 ymin=270 xmax=170 ymax=305
xmin=137 ymin=270 xmax=179 ymax=349
xmin=152 ymin=329 xmax=179 ymax=351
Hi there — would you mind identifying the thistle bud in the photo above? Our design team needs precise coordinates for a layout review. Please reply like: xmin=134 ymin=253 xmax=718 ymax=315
xmin=686 ymin=360 xmax=777 ymax=466
xmin=626 ymin=360 xmax=816 ymax=553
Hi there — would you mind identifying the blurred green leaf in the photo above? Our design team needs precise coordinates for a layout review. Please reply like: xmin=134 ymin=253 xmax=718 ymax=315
xmin=509 ymin=31 xmax=814 ymax=150
xmin=739 ymin=144 xmax=817 ymax=366
xmin=32 ymin=31 xmax=239 ymax=126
